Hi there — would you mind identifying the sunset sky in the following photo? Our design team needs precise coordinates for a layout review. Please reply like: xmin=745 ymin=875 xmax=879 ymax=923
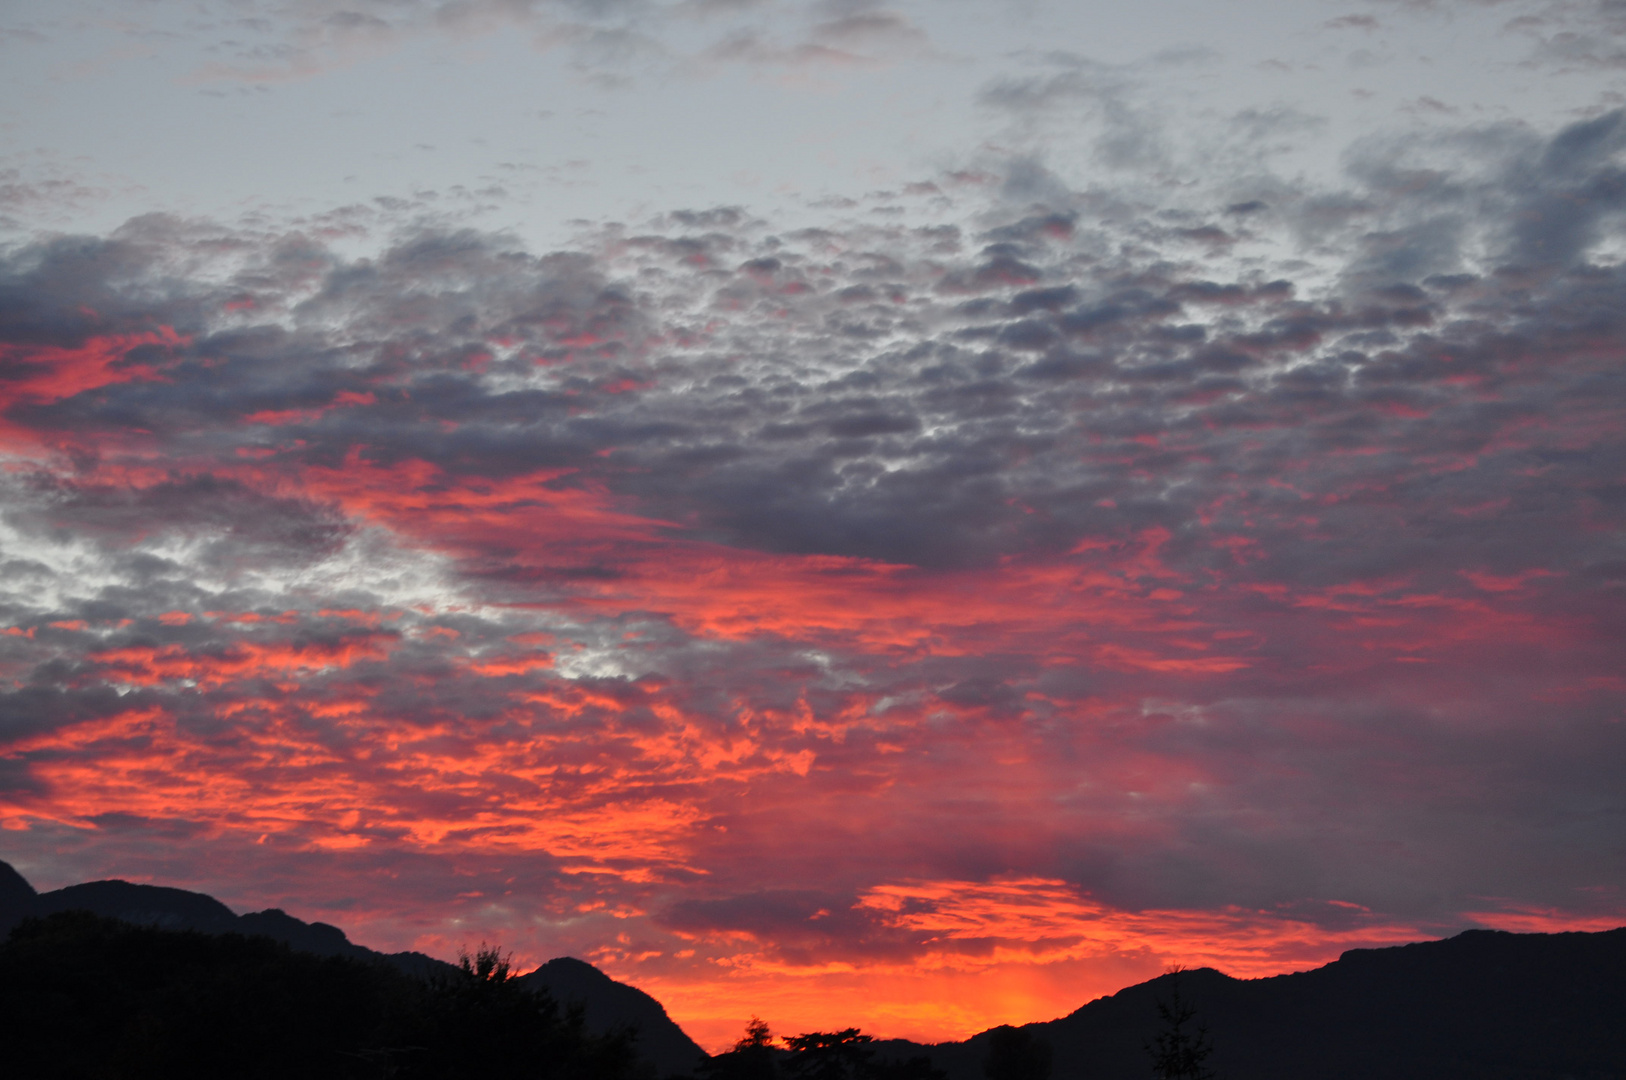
xmin=2 ymin=0 xmax=1625 ymax=1052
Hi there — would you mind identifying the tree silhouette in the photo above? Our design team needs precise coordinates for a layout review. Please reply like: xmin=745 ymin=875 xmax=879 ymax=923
xmin=737 ymin=1018 xmax=774 ymax=1051
xmin=461 ymin=943 xmax=513 ymax=983
xmin=412 ymin=941 xmax=639 ymax=1080
xmin=698 ymin=1017 xmax=781 ymax=1080
xmin=1146 ymin=972 xmax=1216 ymax=1080
xmin=782 ymin=1028 xmax=875 ymax=1080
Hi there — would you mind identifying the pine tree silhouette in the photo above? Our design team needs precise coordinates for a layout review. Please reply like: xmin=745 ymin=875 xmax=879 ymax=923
xmin=1146 ymin=971 xmax=1216 ymax=1080
xmin=697 ymin=1017 xmax=780 ymax=1080
xmin=782 ymin=1028 xmax=875 ymax=1080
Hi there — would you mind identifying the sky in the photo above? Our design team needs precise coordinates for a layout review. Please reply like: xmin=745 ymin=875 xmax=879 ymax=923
xmin=1 ymin=0 xmax=1625 ymax=1052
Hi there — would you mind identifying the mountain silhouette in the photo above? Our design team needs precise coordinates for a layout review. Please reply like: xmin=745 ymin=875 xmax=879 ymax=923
xmin=6 ymin=858 xmax=1624 ymax=1079
xmin=523 ymin=956 xmax=708 ymax=1076
xmin=871 ymin=926 xmax=1626 ymax=1080
xmin=1 ymin=911 xmax=646 ymax=1080
xmin=0 ymin=864 xmax=455 ymax=981
xmin=33 ymin=879 xmax=243 ymax=932
xmin=0 ymin=859 xmax=697 ymax=1074
xmin=0 ymin=858 xmax=36 ymax=911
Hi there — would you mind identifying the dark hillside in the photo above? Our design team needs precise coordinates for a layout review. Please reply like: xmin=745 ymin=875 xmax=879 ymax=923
xmin=1 ymin=911 xmax=417 ymax=1079
xmin=0 ymin=911 xmax=643 ymax=1080
xmin=34 ymin=878 xmax=241 ymax=932
xmin=524 ymin=956 xmax=708 ymax=1077
xmin=0 ymin=857 xmax=36 ymax=909
xmin=0 ymin=859 xmax=455 ymax=979
xmin=873 ymin=926 xmax=1626 ymax=1080
xmin=0 ymin=859 xmax=678 ymax=1073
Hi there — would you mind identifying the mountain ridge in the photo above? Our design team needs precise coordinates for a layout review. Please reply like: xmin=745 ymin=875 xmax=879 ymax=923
xmin=872 ymin=926 xmax=1626 ymax=1080
xmin=4 ymin=858 xmax=1623 ymax=1079
xmin=523 ymin=955 xmax=706 ymax=1075
xmin=0 ymin=858 xmax=703 ymax=1075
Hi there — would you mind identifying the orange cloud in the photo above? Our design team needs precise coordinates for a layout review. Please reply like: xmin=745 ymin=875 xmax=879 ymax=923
xmin=90 ymin=636 xmax=397 ymax=688
xmin=0 ymin=328 xmax=184 ymax=406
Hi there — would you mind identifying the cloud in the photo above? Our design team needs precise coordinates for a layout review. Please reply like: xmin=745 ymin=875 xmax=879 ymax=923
xmin=2 ymin=104 xmax=1624 ymax=1046
xmin=1324 ymin=14 xmax=1382 ymax=31
xmin=975 ymin=51 xmax=1326 ymax=185
xmin=132 ymin=0 xmax=935 ymax=85
xmin=0 ymin=169 xmax=112 ymax=233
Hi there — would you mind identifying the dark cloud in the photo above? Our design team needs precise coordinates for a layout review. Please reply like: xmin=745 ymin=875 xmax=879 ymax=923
xmin=5 ymin=115 xmax=1623 ymax=584
xmin=660 ymin=888 xmax=926 ymax=965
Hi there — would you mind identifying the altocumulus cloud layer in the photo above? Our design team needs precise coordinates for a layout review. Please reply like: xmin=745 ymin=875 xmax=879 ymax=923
xmin=3 ymin=101 xmax=1626 ymax=1045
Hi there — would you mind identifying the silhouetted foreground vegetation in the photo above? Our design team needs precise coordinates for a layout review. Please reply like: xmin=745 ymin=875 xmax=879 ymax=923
xmin=0 ymin=912 xmax=641 ymax=1080
xmin=697 ymin=1020 xmax=949 ymax=1080
xmin=1144 ymin=975 xmax=1214 ymax=1080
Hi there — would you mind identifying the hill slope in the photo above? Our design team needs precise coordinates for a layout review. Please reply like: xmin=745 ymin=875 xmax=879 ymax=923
xmin=874 ymin=926 xmax=1626 ymax=1080
xmin=523 ymin=956 xmax=707 ymax=1077
xmin=0 ymin=858 xmax=700 ymax=1074
xmin=0 ymin=910 xmax=646 ymax=1080
xmin=0 ymin=864 xmax=453 ymax=979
